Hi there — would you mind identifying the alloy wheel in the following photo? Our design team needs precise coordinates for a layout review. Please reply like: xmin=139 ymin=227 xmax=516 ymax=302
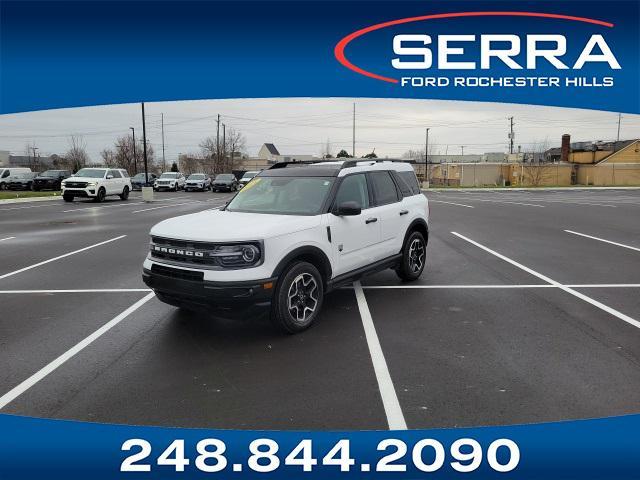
xmin=408 ymin=237 xmax=425 ymax=273
xmin=287 ymin=273 xmax=319 ymax=324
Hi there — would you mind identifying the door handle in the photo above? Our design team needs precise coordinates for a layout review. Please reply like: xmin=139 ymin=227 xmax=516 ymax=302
xmin=365 ymin=217 xmax=378 ymax=224
xmin=399 ymin=210 xmax=409 ymax=216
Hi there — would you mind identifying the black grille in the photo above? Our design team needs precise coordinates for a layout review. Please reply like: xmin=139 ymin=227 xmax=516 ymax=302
xmin=151 ymin=264 xmax=204 ymax=281
xmin=150 ymin=237 xmax=261 ymax=269
xmin=65 ymin=181 xmax=88 ymax=188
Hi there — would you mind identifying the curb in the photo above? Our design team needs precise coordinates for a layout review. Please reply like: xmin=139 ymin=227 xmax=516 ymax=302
xmin=0 ymin=195 xmax=62 ymax=205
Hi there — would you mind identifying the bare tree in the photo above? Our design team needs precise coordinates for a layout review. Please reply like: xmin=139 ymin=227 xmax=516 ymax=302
xmin=65 ymin=135 xmax=89 ymax=172
xmin=320 ymin=138 xmax=333 ymax=159
xmin=225 ymin=127 xmax=246 ymax=171
xmin=112 ymin=134 xmax=156 ymax=175
xmin=522 ymin=138 xmax=553 ymax=186
xmin=100 ymin=148 xmax=117 ymax=167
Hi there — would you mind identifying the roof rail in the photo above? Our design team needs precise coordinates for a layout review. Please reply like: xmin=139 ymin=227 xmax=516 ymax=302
xmin=340 ymin=160 xmax=358 ymax=168
xmin=268 ymin=160 xmax=318 ymax=169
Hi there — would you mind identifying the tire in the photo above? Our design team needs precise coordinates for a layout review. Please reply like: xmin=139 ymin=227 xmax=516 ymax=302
xmin=174 ymin=184 xmax=178 ymax=192
xmin=63 ymin=194 xmax=74 ymax=202
xmin=270 ymin=261 xmax=324 ymax=334
xmin=0 ymin=182 xmax=5 ymax=191
xmin=119 ymin=185 xmax=130 ymax=200
xmin=396 ymin=230 xmax=427 ymax=281
xmin=94 ymin=187 xmax=106 ymax=203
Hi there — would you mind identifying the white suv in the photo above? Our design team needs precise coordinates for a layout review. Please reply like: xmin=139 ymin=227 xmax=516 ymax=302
xmin=142 ymin=160 xmax=429 ymax=333
xmin=61 ymin=168 xmax=131 ymax=202
xmin=154 ymin=172 xmax=186 ymax=191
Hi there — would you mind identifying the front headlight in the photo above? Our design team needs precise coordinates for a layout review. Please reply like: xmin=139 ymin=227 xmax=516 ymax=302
xmin=61 ymin=182 xmax=67 ymax=187
xmin=86 ymin=181 xmax=97 ymax=186
xmin=210 ymin=243 xmax=262 ymax=268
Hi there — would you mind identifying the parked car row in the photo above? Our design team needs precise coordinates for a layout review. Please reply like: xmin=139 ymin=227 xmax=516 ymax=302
xmin=0 ymin=166 xmax=264 ymax=193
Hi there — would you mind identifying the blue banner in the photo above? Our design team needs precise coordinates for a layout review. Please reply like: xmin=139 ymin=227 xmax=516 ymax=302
xmin=1 ymin=413 xmax=639 ymax=479
xmin=1 ymin=0 xmax=638 ymax=114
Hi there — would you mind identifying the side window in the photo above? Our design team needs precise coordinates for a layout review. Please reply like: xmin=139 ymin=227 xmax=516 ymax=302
xmin=335 ymin=174 xmax=370 ymax=210
xmin=121 ymin=170 xmax=129 ymax=178
xmin=108 ymin=169 xmax=122 ymax=178
xmin=2 ymin=170 xmax=9 ymax=178
xmin=397 ymin=171 xmax=421 ymax=196
xmin=370 ymin=171 xmax=400 ymax=205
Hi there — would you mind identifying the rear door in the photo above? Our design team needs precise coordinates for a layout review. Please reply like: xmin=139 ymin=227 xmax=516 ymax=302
xmin=326 ymin=173 xmax=381 ymax=277
xmin=107 ymin=169 xmax=122 ymax=194
xmin=368 ymin=171 xmax=405 ymax=258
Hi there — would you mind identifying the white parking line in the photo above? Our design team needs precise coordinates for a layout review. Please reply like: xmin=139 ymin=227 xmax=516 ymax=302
xmin=451 ymin=232 xmax=640 ymax=330
xmin=429 ymin=200 xmax=474 ymax=208
xmin=0 ymin=236 xmax=16 ymax=242
xmin=0 ymin=292 xmax=155 ymax=410
xmin=63 ymin=202 xmax=145 ymax=213
xmin=439 ymin=197 xmax=545 ymax=208
xmin=356 ymin=284 xmax=640 ymax=289
xmin=564 ymin=230 xmax=640 ymax=253
xmin=353 ymin=281 xmax=407 ymax=430
xmin=0 ymin=235 xmax=126 ymax=280
xmin=132 ymin=202 xmax=199 ymax=213
xmin=0 ymin=288 xmax=151 ymax=294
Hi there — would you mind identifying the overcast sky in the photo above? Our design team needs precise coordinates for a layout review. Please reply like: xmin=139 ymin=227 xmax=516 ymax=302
xmin=0 ymin=98 xmax=638 ymax=162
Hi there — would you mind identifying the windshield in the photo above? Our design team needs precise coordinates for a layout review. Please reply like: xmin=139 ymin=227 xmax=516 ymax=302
xmin=40 ymin=170 xmax=62 ymax=177
xmin=73 ymin=168 xmax=106 ymax=178
xmin=160 ymin=173 xmax=178 ymax=179
xmin=226 ymin=176 xmax=334 ymax=215
xmin=242 ymin=171 xmax=258 ymax=180
xmin=215 ymin=174 xmax=235 ymax=181
xmin=188 ymin=174 xmax=205 ymax=180
xmin=13 ymin=173 xmax=32 ymax=179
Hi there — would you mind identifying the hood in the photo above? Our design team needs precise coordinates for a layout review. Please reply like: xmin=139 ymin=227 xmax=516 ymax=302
xmin=66 ymin=176 xmax=103 ymax=182
xmin=150 ymin=209 xmax=321 ymax=242
xmin=214 ymin=179 xmax=234 ymax=184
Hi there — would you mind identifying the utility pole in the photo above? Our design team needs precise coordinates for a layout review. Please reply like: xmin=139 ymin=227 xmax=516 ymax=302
xmin=130 ymin=127 xmax=137 ymax=174
xmin=461 ymin=145 xmax=465 ymax=156
xmin=352 ymin=102 xmax=356 ymax=158
xmin=222 ymin=123 xmax=226 ymax=172
xmin=216 ymin=114 xmax=220 ymax=169
xmin=425 ymin=127 xmax=430 ymax=186
xmin=31 ymin=146 xmax=38 ymax=169
xmin=141 ymin=103 xmax=149 ymax=184
xmin=616 ymin=113 xmax=622 ymax=142
xmin=508 ymin=116 xmax=515 ymax=154
xmin=161 ymin=113 xmax=166 ymax=172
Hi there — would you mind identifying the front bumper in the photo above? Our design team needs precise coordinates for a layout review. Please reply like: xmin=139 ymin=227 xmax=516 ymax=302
xmin=62 ymin=187 xmax=96 ymax=198
xmin=212 ymin=184 xmax=233 ymax=190
xmin=155 ymin=183 xmax=176 ymax=190
xmin=8 ymin=183 xmax=30 ymax=190
xmin=185 ymin=183 xmax=205 ymax=190
xmin=143 ymin=263 xmax=277 ymax=317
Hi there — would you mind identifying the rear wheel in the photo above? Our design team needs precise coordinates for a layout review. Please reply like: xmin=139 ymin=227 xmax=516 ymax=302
xmin=271 ymin=261 xmax=324 ymax=334
xmin=94 ymin=187 xmax=106 ymax=203
xmin=63 ymin=195 xmax=74 ymax=202
xmin=119 ymin=185 xmax=129 ymax=200
xmin=396 ymin=230 xmax=427 ymax=281
xmin=0 ymin=182 xmax=6 ymax=190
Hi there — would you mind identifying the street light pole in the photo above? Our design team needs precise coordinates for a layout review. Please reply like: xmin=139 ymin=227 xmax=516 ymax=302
xmin=141 ymin=102 xmax=149 ymax=184
xmin=425 ymin=128 xmax=430 ymax=187
xmin=130 ymin=127 xmax=137 ymax=175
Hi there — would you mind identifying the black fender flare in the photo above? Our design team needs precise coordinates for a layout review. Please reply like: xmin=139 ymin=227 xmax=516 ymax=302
xmin=400 ymin=218 xmax=429 ymax=253
xmin=271 ymin=246 xmax=333 ymax=286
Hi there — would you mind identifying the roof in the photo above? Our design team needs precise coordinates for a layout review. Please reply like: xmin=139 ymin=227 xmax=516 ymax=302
xmin=259 ymin=159 xmax=414 ymax=178
xmin=597 ymin=139 xmax=640 ymax=164
xmin=262 ymin=143 xmax=280 ymax=155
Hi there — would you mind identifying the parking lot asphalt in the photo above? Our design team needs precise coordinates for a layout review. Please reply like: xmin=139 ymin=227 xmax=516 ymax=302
xmin=1 ymin=188 xmax=639 ymax=430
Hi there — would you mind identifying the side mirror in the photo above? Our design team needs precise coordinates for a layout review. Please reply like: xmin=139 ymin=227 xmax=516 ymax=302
xmin=106 ymin=174 xmax=114 ymax=179
xmin=334 ymin=201 xmax=361 ymax=216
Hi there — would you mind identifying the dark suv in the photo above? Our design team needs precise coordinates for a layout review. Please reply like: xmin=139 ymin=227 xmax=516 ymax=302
xmin=33 ymin=170 xmax=71 ymax=191
xmin=212 ymin=173 xmax=238 ymax=192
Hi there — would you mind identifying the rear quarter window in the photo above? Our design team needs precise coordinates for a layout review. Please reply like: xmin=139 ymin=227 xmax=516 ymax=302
xmin=397 ymin=171 xmax=421 ymax=196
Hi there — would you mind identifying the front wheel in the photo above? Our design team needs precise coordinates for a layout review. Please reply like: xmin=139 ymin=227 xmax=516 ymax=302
xmin=396 ymin=230 xmax=427 ymax=281
xmin=271 ymin=261 xmax=324 ymax=334
xmin=119 ymin=186 xmax=129 ymax=200
xmin=94 ymin=187 xmax=106 ymax=203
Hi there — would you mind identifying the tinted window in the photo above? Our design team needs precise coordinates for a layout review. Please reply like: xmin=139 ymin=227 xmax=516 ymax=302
xmin=370 ymin=171 xmax=399 ymax=205
xmin=397 ymin=171 xmax=421 ymax=196
xmin=335 ymin=174 xmax=369 ymax=209
xmin=121 ymin=170 xmax=130 ymax=178
xmin=108 ymin=169 xmax=122 ymax=178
